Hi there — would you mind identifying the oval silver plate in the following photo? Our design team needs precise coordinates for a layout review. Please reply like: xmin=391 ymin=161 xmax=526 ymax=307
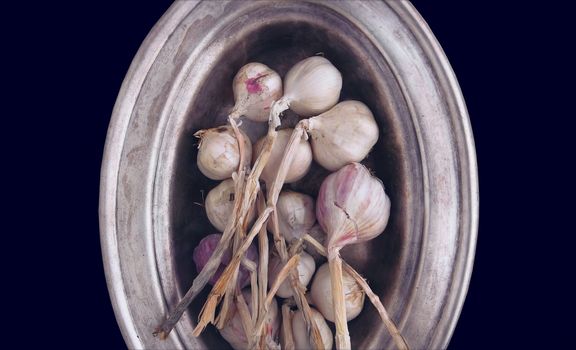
xmin=100 ymin=1 xmax=478 ymax=349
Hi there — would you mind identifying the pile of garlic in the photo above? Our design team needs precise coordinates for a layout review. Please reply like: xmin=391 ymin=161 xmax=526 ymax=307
xmin=154 ymin=57 xmax=408 ymax=350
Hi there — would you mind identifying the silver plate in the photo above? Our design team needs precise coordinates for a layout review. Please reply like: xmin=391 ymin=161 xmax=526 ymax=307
xmin=99 ymin=1 xmax=478 ymax=349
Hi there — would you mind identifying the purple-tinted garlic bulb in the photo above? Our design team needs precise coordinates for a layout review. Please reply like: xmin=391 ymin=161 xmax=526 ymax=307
xmin=192 ymin=234 xmax=258 ymax=288
xmin=231 ymin=62 xmax=282 ymax=122
xmin=316 ymin=162 xmax=390 ymax=251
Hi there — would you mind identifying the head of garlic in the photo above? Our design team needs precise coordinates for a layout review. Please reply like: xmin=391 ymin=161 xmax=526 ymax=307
xmin=192 ymin=234 xmax=258 ymax=288
xmin=307 ymin=100 xmax=379 ymax=171
xmin=231 ymin=62 xmax=282 ymax=122
xmin=310 ymin=263 xmax=365 ymax=322
xmin=268 ymin=252 xmax=315 ymax=299
xmin=195 ymin=125 xmax=252 ymax=180
xmin=219 ymin=289 xmax=280 ymax=350
xmin=316 ymin=162 xmax=391 ymax=252
xmin=291 ymin=308 xmax=333 ymax=350
xmin=205 ymin=179 xmax=256 ymax=232
xmin=268 ymin=191 xmax=316 ymax=242
xmin=253 ymin=128 xmax=312 ymax=184
xmin=282 ymin=56 xmax=342 ymax=117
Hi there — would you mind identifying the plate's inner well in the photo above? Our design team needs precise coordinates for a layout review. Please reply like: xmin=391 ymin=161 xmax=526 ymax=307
xmin=167 ymin=12 xmax=423 ymax=349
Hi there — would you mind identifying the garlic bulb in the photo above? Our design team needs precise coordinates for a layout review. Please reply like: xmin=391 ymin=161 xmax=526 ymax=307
xmin=192 ymin=234 xmax=258 ymax=288
xmin=205 ymin=179 xmax=255 ymax=232
xmin=316 ymin=163 xmax=389 ymax=349
xmin=317 ymin=162 xmax=390 ymax=250
xmin=253 ymin=128 xmax=312 ymax=184
xmin=292 ymin=308 xmax=333 ymax=350
xmin=230 ymin=62 xmax=282 ymax=122
xmin=268 ymin=191 xmax=315 ymax=242
xmin=308 ymin=100 xmax=379 ymax=171
xmin=310 ymin=263 xmax=365 ymax=322
xmin=268 ymin=252 xmax=316 ymax=298
xmin=220 ymin=289 xmax=280 ymax=350
xmin=195 ymin=125 xmax=252 ymax=180
xmin=281 ymin=56 xmax=342 ymax=117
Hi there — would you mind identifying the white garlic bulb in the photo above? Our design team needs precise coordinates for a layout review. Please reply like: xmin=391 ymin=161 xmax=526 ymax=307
xmin=291 ymin=308 xmax=333 ymax=350
xmin=253 ymin=128 xmax=312 ymax=184
xmin=220 ymin=289 xmax=280 ymax=350
xmin=205 ymin=179 xmax=255 ymax=232
xmin=268 ymin=252 xmax=316 ymax=298
xmin=268 ymin=191 xmax=316 ymax=242
xmin=316 ymin=162 xmax=391 ymax=250
xmin=283 ymin=56 xmax=343 ymax=117
xmin=310 ymin=263 xmax=365 ymax=322
xmin=231 ymin=62 xmax=282 ymax=122
xmin=195 ymin=125 xmax=252 ymax=180
xmin=307 ymin=100 xmax=379 ymax=171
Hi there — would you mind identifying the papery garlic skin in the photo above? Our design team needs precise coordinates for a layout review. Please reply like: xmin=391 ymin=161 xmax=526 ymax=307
xmin=253 ymin=128 xmax=312 ymax=184
xmin=308 ymin=100 xmax=379 ymax=171
xmin=268 ymin=191 xmax=316 ymax=242
xmin=310 ymin=263 xmax=365 ymax=322
xmin=220 ymin=289 xmax=280 ymax=350
xmin=268 ymin=252 xmax=316 ymax=298
xmin=231 ymin=62 xmax=282 ymax=122
xmin=316 ymin=162 xmax=390 ymax=250
xmin=292 ymin=308 xmax=334 ymax=350
xmin=196 ymin=125 xmax=252 ymax=180
xmin=283 ymin=56 xmax=342 ymax=117
xmin=205 ymin=179 xmax=256 ymax=232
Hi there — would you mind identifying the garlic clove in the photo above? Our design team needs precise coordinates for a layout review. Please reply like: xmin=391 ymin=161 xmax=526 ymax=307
xmin=219 ymin=289 xmax=280 ymax=350
xmin=310 ymin=263 xmax=365 ymax=322
xmin=291 ymin=308 xmax=333 ymax=350
xmin=206 ymin=179 xmax=256 ymax=232
xmin=268 ymin=252 xmax=316 ymax=299
xmin=253 ymin=128 xmax=312 ymax=184
xmin=267 ymin=190 xmax=316 ymax=242
xmin=283 ymin=56 xmax=342 ymax=117
xmin=308 ymin=100 xmax=379 ymax=171
xmin=231 ymin=62 xmax=282 ymax=122
xmin=195 ymin=125 xmax=252 ymax=180
xmin=316 ymin=162 xmax=391 ymax=250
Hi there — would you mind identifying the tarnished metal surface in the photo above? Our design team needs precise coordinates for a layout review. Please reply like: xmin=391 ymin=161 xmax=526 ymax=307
xmin=99 ymin=1 xmax=478 ymax=349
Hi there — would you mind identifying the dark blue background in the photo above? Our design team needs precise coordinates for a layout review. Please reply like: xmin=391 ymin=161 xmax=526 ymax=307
xmin=8 ymin=1 xmax=567 ymax=349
